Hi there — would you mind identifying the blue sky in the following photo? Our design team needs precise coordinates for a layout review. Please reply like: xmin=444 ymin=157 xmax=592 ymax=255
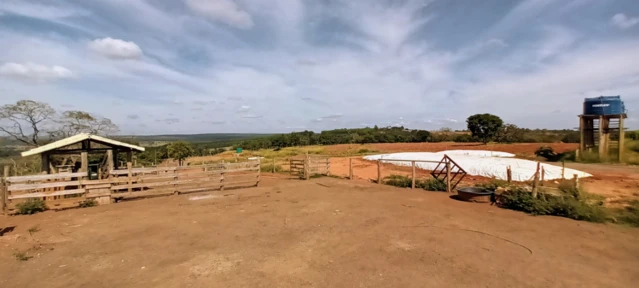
xmin=1 ymin=0 xmax=638 ymax=135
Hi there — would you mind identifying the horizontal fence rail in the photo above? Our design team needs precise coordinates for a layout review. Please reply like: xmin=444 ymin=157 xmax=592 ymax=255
xmin=1 ymin=160 xmax=261 ymax=214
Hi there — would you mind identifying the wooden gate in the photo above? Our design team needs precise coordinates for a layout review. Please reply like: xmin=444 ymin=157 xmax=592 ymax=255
xmin=289 ymin=155 xmax=330 ymax=179
xmin=289 ymin=159 xmax=305 ymax=178
xmin=430 ymin=155 xmax=467 ymax=191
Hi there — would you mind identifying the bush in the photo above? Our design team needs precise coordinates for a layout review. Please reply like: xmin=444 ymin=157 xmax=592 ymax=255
xmin=419 ymin=178 xmax=447 ymax=192
xmin=612 ymin=201 xmax=639 ymax=227
xmin=79 ymin=199 xmax=98 ymax=208
xmin=475 ymin=179 xmax=508 ymax=191
xmin=16 ymin=199 xmax=47 ymax=215
xmin=497 ymin=188 xmax=608 ymax=222
xmin=383 ymin=175 xmax=413 ymax=188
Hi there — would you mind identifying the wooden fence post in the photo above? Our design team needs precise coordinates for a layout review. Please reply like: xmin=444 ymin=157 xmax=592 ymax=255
xmin=127 ymin=162 xmax=132 ymax=195
xmin=573 ymin=174 xmax=579 ymax=190
xmin=1 ymin=166 xmax=8 ymax=214
xmin=446 ymin=161 xmax=451 ymax=193
xmin=256 ymin=159 xmax=261 ymax=186
xmin=326 ymin=157 xmax=330 ymax=177
xmin=506 ymin=166 xmax=512 ymax=183
xmin=561 ymin=160 xmax=565 ymax=179
xmin=411 ymin=161 xmax=416 ymax=189
xmin=305 ymin=152 xmax=310 ymax=180
xmin=377 ymin=160 xmax=382 ymax=184
xmin=349 ymin=158 xmax=353 ymax=180
xmin=540 ymin=166 xmax=545 ymax=186
xmin=272 ymin=158 xmax=276 ymax=173
xmin=532 ymin=162 xmax=540 ymax=198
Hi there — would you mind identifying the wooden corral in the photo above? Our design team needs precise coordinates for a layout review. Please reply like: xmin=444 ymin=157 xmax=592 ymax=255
xmin=289 ymin=154 xmax=330 ymax=179
xmin=1 ymin=160 xmax=260 ymax=214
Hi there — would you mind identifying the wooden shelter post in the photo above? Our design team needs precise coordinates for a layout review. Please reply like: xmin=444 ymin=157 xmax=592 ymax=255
xmin=41 ymin=153 xmax=50 ymax=174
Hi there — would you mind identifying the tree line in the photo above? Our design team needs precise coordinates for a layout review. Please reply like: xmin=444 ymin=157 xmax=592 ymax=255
xmin=235 ymin=126 xmax=432 ymax=150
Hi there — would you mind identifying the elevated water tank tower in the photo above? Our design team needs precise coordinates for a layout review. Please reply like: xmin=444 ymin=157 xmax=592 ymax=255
xmin=579 ymin=96 xmax=627 ymax=161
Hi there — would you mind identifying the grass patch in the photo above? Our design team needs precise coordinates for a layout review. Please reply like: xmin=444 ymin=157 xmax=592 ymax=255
xmin=611 ymin=201 xmax=639 ymax=227
xmin=260 ymin=163 xmax=283 ymax=173
xmin=383 ymin=175 xmax=447 ymax=192
xmin=419 ymin=178 xmax=447 ymax=192
xmin=14 ymin=252 xmax=33 ymax=261
xmin=16 ymin=199 xmax=47 ymax=215
xmin=497 ymin=187 xmax=608 ymax=223
xmin=79 ymin=199 xmax=98 ymax=208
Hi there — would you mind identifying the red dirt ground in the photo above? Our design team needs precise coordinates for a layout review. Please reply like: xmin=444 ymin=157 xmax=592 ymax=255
xmin=1 ymin=177 xmax=638 ymax=287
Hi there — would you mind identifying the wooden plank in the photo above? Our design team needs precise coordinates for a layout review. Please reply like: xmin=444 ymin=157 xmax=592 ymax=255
xmin=111 ymin=180 xmax=176 ymax=190
xmin=127 ymin=162 xmax=133 ymax=194
xmin=1 ymin=166 xmax=8 ymax=214
xmin=84 ymin=183 xmax=111 ymax=189
xmin=9 ymin=188 xmax=86 ymax=200
xmin=6 ymin=172 xmax=87 ymax=183
xmin=8 ymin=180 xmax=81 ymax=192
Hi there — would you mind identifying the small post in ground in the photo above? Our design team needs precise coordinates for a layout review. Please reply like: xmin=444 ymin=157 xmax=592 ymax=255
xmin=532 ymin=162 xmax=540 ymax=198
xmin=377 ymin=160 xmax=381 ymax=184
xmin=506 ymin=166 xmax=512 ymax=183
xmin=272 ymin=158 xmax=276 ymax=173
xmin=540 ymin=166 xmax=545 ymax=186
xmin=562 ymin=160 xmax=565 ymax=179
xmin=573 ymin=174 xmax=579 ymax=190
xmin=1 ymin=165 xmax=8 ymax=214
xmin=127 ymin=162 xmax=133 ymax=195
xmin=349 ymin=158 xmax=353 ymax=180
xmin=411 ymin=161 xmax=416 ymax=189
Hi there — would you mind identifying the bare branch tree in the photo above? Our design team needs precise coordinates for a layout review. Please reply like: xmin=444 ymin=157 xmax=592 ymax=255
xmin=50 ymin=110 xmax=119 ymax=139
xmin=0 ymin=100 xmax=56 ymax=146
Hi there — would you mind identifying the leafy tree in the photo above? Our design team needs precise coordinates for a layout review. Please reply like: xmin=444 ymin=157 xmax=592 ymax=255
xmin=496 ymin=124 xmax=525 ymax=143
xmin=167 ymin=141 xmax=194 ymax=166
xmin=0 ymin=100 xmax=56 ymax=146
xmin=466 ymin=114 xmax=503 ymax=144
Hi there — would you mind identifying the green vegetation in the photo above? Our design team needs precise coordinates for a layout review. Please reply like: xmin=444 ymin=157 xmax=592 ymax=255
xmin=236 ymin=126 xmax=431 ymax=150
xmin=466 ymin=114 xmax=504 ymax=144
xmin=79 ymin=199 xmax=99 ymax=208
xmin=475 ymin=179 xmax=509 ymax=191
xmin=167 ymin=141 xmax=194 ymax=166
xmin=16 ymin=199 xmax=47 ymax=215
xmin=383 ymin=175 xmax=446 ymax=192
xmin=498 ymin=188 xmax=608 ymax=222
xmin=260 ymin=163 xmax=283 ymax=173
xmin=534 ymin=146 xmax=574 ymax=162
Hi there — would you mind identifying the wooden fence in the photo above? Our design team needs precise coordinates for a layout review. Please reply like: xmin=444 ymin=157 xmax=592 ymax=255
xmin=289 ymin=154 xmax=330 ymax=179
xmin=0 ymin=160 xmax=260 ymax=214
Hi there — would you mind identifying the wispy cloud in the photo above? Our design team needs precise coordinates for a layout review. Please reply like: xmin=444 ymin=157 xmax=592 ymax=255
xmin=611 ymin=13 xmax=639 ymax=29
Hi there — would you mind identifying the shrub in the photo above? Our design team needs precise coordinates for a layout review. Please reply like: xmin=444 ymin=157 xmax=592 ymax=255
xmin=357 ymin=148 xmax=372 ymax=154
xmin=79 ymin=199 xmax=98 ymax=208
xmin=613 ymin=201 xmax=639 ymax=227
xmin=475 ymin=179 xmax=508 ymax=191
xmin=383 ymin=175 xmax=413 ymax=188
xmin=16 ymin=199 xmax=47 ymax=215
xmin=420 ymin=178 xmax=447 ymax=192
xmin=497 ymin=188 xmax=608 ymax=223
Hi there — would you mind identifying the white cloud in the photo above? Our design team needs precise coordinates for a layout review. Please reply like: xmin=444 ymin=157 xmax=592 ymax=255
xmin=88 ymin=38 xmax=143 ymax=60
xmin=611 ymin=13 xmax=639 ymax=29
xmin=185 ymin=0 xmax=254 ymax=29
xmin=0 ymin=62 xmax=73 ymax=80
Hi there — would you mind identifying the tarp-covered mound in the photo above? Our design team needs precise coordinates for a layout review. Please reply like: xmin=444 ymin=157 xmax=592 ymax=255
xmin=364 ymin=150 xmax=591 ymax=181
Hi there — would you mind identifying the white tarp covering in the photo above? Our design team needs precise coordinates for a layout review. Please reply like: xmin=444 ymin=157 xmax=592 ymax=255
xmin=363 ymin=150 xmax=591 ymax=181
xmin=438 ymin=150 xmax=515 ymax=157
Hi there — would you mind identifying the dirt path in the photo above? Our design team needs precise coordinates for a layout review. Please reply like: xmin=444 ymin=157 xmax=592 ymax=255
xmin=1 ymin=178 xmax=638 ymax=288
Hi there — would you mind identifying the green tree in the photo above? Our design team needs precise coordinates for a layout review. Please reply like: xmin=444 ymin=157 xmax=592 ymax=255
xmin=167 ymin=141 xmax=194 ymax=166
xmin=466 ymin=114 xmax=503 ymax=144
xmin=496 ymin=124 xmax=524 ymax=143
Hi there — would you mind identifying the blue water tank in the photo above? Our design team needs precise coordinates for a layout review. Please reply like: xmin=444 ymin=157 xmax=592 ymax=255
xmin=583 ymin=96 xmax=625 ymax=115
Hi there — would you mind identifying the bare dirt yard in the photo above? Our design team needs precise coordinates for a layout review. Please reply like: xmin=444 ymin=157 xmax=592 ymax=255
xmin=2 ymin=177 xmax=638 ymax=288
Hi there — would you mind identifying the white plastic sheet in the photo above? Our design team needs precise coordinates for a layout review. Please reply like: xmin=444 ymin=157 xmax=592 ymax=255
xmin=363 ymin=150 xmax=591 ymax=181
